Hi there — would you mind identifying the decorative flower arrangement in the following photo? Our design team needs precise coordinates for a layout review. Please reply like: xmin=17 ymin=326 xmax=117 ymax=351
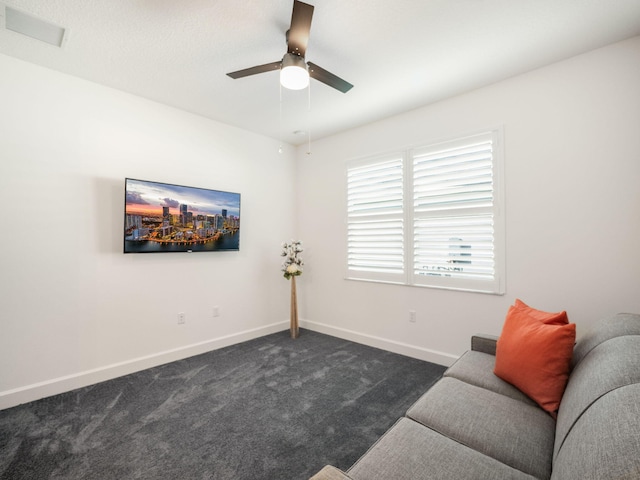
xmin=281 ymin=240 xmax=304 ymax=280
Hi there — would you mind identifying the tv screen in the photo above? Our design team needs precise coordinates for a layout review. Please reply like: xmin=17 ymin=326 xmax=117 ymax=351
xmin=124 ymin=178 xmax=240 ymax=253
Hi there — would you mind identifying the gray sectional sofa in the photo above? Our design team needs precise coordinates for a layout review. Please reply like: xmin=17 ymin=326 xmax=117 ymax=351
xmin=310 ymin=313 xmax=640 ymax=480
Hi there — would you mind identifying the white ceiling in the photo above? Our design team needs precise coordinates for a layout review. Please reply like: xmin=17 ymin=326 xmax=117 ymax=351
xmin=2 ymin=1 xmax=640 ymax=146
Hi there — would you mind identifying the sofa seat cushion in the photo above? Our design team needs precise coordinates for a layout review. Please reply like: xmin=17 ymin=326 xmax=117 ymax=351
xmin=553 ymin=335 xmax=640 ymax=460
xmin=347 ymin=417 xmax=538 ymax=480
xmin=551 ymin=384 xmax=640 ymax=480
xmin=407 ymin=377 xmax=555 ymax=480
xmin=444 ymin=350 xmax=536 ymax=407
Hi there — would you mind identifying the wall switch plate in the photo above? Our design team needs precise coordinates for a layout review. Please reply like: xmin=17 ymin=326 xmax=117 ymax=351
xmin=212 ymin=306 xmax=220 ymax=317
xmin=409 ymin=310 xmax=416 ymax=323
xmin=178 ymin=312 xmax=186 ymax=324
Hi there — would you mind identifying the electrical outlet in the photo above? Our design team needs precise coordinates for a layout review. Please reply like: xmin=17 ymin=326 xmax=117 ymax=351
xmin=409 ymin=310 xmax=417 ymax=323
xmin=178 ymin=312 xmax=186 ymax=324
xmin=212 ymin=306 xmax=220 ymax=318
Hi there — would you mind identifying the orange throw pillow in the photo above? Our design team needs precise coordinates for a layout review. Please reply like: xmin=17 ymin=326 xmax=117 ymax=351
xmin=494 ymin=301 xmax=576 ymax=416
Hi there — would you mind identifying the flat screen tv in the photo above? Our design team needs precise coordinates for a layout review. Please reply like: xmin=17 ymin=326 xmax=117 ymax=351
xmin=124 ymin=178 xmax=240 ymax=253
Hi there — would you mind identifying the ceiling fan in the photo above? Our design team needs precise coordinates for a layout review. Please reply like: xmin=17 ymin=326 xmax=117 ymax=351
xmin=226 ymin=0 xmax=353 ymax=93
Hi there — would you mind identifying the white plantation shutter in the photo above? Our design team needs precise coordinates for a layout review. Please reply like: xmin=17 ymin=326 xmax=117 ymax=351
xmin=346 ymin=129 xmax=504 ymax=294
xmin=346 ymin=155 xmax=405 ymax=282
xmin=411 ymin=132 xmax=503 ymax=292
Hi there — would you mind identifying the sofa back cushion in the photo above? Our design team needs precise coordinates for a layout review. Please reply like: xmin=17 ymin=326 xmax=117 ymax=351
xmin=551 ymin=383 xmax=640 ymax=480
xmin=553 ymin=335 xmax=640 ymax=461
xmin=571 ymin=313 xmax=640 ymax=369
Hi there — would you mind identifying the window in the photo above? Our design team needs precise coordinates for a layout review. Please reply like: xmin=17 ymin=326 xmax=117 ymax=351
xmin=346 ymin=129 xmax=505 ymax=294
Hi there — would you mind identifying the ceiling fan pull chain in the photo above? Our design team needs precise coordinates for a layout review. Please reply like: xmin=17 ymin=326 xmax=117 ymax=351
xmin=279 ymin=81 xmax=284 ymax=154
xmin=307 ymin=80 xmax=312 ymax=155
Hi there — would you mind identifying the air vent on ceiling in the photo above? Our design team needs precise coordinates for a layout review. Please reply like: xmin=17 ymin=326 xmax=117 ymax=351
xmin=2 ymin=4 xmax=66 ymax=47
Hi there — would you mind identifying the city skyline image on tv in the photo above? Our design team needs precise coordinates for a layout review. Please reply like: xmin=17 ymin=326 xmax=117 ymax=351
xmin=124 ymin=178 xmax=240 ymax=253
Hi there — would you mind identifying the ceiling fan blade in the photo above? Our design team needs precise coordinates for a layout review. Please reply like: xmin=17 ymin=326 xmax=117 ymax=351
xmin=287 ymin=0 xmax=314 ymax=57
xmin=227 ymin=61 xmax=282 ymax=79
xmin=308 ymin=62 xmax=353 ymax=93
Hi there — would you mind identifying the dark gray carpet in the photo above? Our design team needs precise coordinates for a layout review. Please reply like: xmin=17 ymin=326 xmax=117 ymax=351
xmin=0 ymin=329 xmax=446 ymax=480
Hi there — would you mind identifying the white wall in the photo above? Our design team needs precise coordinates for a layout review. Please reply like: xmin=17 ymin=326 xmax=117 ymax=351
xmin=0 ymin=54 xmax=296 ymax=409
xmin=296 ymin=36 xmax=640 ymax=365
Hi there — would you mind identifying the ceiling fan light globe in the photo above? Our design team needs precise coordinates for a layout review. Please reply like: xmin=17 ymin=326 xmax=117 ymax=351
xmin=281 ymin=65 xmax=309 ymax=90
xmin=280 ymin=53 xmax=309 ymax=90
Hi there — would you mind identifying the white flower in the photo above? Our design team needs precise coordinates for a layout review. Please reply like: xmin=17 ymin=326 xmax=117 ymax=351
xmin=286 ymin=264 xmax=301 ymax=274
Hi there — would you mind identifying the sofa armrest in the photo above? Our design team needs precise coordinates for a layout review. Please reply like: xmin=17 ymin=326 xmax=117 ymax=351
xmin=309 ymin=465 xmax=354 ymax=480
xmin=471 ymin=334 xmax=498 ymax=355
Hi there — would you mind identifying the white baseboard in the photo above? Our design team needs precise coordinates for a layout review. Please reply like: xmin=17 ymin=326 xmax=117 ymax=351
xmin=0 ymin=321 xmax=288 ymax=411
xmin=301 ymin=319 xmax=457 ymax=367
